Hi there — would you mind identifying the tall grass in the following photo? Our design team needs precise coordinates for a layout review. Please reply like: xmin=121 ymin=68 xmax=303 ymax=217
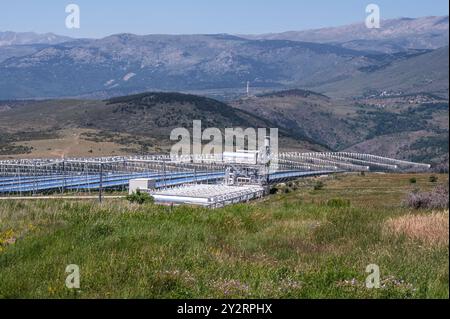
xmin=384 ymin=211 xmax=449 ymax=246
xmin=0 ymin=173 xmax=448 ymax=298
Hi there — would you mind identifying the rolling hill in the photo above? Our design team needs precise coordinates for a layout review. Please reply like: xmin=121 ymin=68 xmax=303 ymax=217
xmin=232 ymin=89 xmax=361 ymax=150
xmin=231 ymin=89 xmax=449 ymax=165
xmin=0 ymin=92 xmax=322 ymax=158
xmin=0 ymin=89 xmax=447 ymax=165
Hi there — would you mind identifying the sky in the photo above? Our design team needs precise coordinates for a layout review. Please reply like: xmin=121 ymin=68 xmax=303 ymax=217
xmin=0 ymin=0 xmax=448 ymax=38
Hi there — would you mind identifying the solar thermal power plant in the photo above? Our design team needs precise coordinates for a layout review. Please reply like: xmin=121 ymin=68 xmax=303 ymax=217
xmin=0 ymin=149 xmax=431 ymax=207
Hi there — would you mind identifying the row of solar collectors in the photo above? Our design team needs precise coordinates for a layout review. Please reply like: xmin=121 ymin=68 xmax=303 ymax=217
xmin=268 ymin=170 xmax=335 ymax=182
xmin=0 ymin=171 xmax=223 ymax=193
xmin=0 ymin=169 xmax=332 ymax=194
xmin=0 ymin=171 xmax=216 ymax=188
xmin=0 ymin=173 xmax=130 ymax=187
xmin=71 ymin=172 xmax=226 ymax=190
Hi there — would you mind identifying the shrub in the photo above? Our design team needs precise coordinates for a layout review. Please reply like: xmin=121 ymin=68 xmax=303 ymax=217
xmin=273 ymin=183 xmax=287 ymax=194
xmin=287 ymin=181 xmax=299 ymax=191
xmin=409 ymin=177 xmax=417 ymax=184
xmin=326 ymin=198 xmax=351 ymax=208
xmin=429 ymin=175 xmax=438 ymax=183
xmin=126 ymin=189 xmax=154 ymax=205
xmin=403 ymin=185 xmax=449 ymax=210
xmin=313 ymin=181 xmax=325 ymax=191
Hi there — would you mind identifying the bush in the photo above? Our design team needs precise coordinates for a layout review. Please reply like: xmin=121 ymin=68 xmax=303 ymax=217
xmin=429 ymin=175 xmax=438 ymax=183
xmin=287 ymin=181 xmax=299 ymax=191
xmin=126 ymin=189 xmax=154 ymax=205
xmin=403 ymin=185 xmax=449 ymax=210
xmin=409 ymin=177 xmax=417 ymax=184
xmin=313 ymin=181 xmax=325 ymax=191
xmin=273 ymin=183 xmax=287 ymax=194
xmin=326 ymin=198 xmax=351 ymax=208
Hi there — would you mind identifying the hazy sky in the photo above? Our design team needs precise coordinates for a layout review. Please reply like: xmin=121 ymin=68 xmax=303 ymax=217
xmin=1 ymin=0 xmax=448 ymax=38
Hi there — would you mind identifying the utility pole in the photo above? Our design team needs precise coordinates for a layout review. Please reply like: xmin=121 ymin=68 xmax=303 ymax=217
xmin=33 ymin=163 xmax=37 ymax=196
xmin=264 ymin=136 xmax=271 ymax=185
xmin=62 ymin=160 xmax=66 ymax=194
xmin=163 ymin=161 xmax=167 ymax=188
xmin=99 ymin=162 xmax=103 ymax=203
xmin=17 ymin=167 xmax=22 ymax=197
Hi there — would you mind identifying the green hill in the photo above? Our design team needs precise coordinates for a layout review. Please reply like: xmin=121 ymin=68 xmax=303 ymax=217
xmin=0 ymin=92 xmax=322 ymax=158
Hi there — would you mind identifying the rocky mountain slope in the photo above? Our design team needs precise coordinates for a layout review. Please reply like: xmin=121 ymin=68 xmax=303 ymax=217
xmin=0 ymin=34 xmax=380 ymax=99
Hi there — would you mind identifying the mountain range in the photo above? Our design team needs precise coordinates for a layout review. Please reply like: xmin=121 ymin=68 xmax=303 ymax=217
xmin=0 ymin=16 xmax=448 ymax=100
xmin=243 ymin=16 xmax=449 ymax=53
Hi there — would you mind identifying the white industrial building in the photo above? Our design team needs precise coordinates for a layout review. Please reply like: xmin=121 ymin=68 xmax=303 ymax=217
xmin=129 ymin=178 xmax=156 ymax=194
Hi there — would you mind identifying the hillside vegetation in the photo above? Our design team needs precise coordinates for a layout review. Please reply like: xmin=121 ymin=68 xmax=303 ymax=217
xmin=232 ymin=90 xmax=449 ymax=165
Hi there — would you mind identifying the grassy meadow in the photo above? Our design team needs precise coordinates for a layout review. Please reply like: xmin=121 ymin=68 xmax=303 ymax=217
xmin=0 ymin=173 xmax=448 ymax=298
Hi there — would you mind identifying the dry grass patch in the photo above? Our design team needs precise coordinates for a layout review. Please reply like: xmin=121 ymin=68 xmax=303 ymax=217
xmin=384 ymin=211 xmax=449 ymax=246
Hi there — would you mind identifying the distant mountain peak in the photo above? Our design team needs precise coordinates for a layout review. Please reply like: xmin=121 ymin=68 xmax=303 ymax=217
xmin=0 ymin=31 xmax=72 ymax=47
xmin=241 ymin=16 xmax=449 ymax=53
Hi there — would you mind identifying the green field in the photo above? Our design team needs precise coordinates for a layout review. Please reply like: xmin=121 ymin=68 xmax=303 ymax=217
xmin=0 ymin=173 xmax=448 ymax=298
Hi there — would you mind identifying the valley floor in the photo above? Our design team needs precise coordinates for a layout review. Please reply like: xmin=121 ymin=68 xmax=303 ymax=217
xmin=0 ymin=173 xmax=448 ymax=298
